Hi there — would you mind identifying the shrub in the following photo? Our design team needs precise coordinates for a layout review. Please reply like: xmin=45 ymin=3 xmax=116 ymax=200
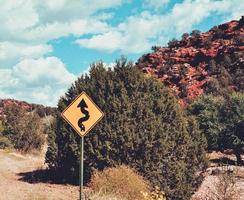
xmin=181 ymin=33 xmax=189 ymax=41
xmin=14 ymin=113 xmax=45 ymax=152
xmin=46 ymin=58 xmax=207 ymax=200
xmin=0 ymin=120 xmax=5 ymax=134
xmin=89 ymin=165 xmax=149 ymax=200
xmin=142 ymin=186 xmax=167 ymax=200
xmin=45 ymin=118 xmax=58 ymax=168
xmin=3 ymin=104 xmax=45 ymax=152
xmin=151 ymin=46 xmax=161 ymax=52
xmin=168 ymin=38 xmax=178 ymax=48
xmin=190 ymin=30 xmax=201 ymax=37
xmin=0 ymin=135 xmax=12 ymax=149
xmin=220 ymin=93 xmax=244 ymax=164
xmin=88 ymin=193 xmax=124 ymax=200
xmin=234 ymin=35 xmax=244 ymax=46
xmin=189 ymin=93 xmax=244 ymax=164
xmin=188 ymin=95 xmax=225 ymax=150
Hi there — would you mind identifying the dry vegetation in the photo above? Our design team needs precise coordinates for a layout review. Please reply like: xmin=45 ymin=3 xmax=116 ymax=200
xmin=0 ymin=148 xmax=243 ymax=200
xmin=88 ymin=165 xmax=150 ymax=200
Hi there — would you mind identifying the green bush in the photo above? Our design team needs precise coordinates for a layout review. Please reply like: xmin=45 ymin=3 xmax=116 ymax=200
xmin=188 ymin=95 xmax=225 ymax=150
xmin=189 ymin=93 xmax=244 ymax=164
xmin=220 ymin=93 xmax=244 ymax=164
xmin=3 ymin=104 xmax=45 ymax=152
xmin=46 ymin=58 xmax=207 ymax=200
xmin=45 ymin=118 xmax=58 ymax=168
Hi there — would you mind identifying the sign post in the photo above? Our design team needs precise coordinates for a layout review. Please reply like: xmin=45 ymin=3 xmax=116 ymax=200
xmin=80 ymin=136 xmax=84 ymax=200
xmin=61 ymin=92 xmax=104 ymax=200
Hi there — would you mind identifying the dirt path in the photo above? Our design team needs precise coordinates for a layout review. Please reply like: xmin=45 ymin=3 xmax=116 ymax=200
xmin=1 ymin=149 xmax=243 ymax=200
xmin=0 ymin=150 xmax=79 ymax=200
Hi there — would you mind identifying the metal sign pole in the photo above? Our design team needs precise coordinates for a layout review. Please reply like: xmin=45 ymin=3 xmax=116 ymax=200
xmin=61 ymin=92 xmax=104 ymax=200
xmin=80 ymin=136 xmax=84 ymax=200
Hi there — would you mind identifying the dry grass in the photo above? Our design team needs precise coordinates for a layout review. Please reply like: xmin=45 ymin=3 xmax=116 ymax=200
xmin=88 ymin=192 xmax=125 ymax=200
xmin=89 ymin=165 xmax=150 ymax=200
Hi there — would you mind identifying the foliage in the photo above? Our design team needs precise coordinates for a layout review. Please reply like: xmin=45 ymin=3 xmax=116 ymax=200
xmin=206 ymin=50 xmax=244 ymax=94
xmin=189 ymin=95 xmax=225 ymax=150
xmin=0 ymin=120 xmax=5 ymax=133
xmin=46 ymin=58 xmax=207 ymax=200
xmin=168 ymin=38 xmax=179 ymax=48
xmin=190 ymin=30 xmax=201 ymax=37
xmin=0 ymin=135 xmax=12 ymax=149
xmin=181 ymin=33 xmax=189 ymax=41
xmin=189 ymin=93 xmax=244 ymax=164
xmin=87 ymin=193 xmax=124 ymax=200
xmin=139 ymin=18 xmax=244 ymax=105
xmin=152 ymin=46 xmax=161 ymax=52
xmin=89 ymin=165 xmax=149 ymax=200
xmin=220 ymin=93 xmax=244 ymax=164
xmin=142 ymin=186 xmax=167 ymax=200
xmin=3 ymin=104 xmax=45 ymax=152
xmin=233 ymin=35 xmax=244 ymax=46
xmin=45 ymin=118 xmax=58 ymax=168
xmin=33 ymin=105 xmax=57 ymax=118
xmin=212 ymin=26 xmax=225 ymax=39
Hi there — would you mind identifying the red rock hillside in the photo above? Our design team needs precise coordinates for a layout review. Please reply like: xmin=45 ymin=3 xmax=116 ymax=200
xmin=136 ymin=16 xmax=244 ymax=106
xmin=0 ymin=99 xmax=56 ymax=118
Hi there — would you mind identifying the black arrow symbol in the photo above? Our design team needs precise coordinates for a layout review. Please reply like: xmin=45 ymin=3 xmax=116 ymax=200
xmin=77 ymin=99 xmax=90 ymax=132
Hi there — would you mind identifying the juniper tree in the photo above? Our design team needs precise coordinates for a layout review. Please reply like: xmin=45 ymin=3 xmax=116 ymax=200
xmin=189 ymin=93 xmax=244 ymax=165
xmin=46 ymin=58 xmax=207 ymax=200
xmin=220 ymin=93 xmax=244 ymax=165
xmin=189 ymin=95 xmax=225 ymax=150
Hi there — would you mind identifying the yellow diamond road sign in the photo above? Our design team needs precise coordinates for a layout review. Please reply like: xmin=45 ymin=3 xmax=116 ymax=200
xmin=61 ymin=92 xmax=104 ymax=137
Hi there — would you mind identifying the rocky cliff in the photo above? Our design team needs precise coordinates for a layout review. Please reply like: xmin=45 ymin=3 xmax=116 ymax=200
xmin=136 ymin=17 xmax=244 ymax=106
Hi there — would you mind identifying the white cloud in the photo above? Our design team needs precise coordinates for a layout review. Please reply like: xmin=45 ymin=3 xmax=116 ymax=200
xmin=76 ymin=11 xmax=162 ymax=53
xmin=143 ymin=0 xmax=169 ymax=11
xmin=0 ymin=0 xmax=123 ymax=43
xmin=0 ymin=57 xmax=76 ymax=106
xmin=0 ymin=42 xmax=52 ymax=68
xmin=76 ymin=31 xmax=123 ymax=53
xmin=24 ymin=19 xmax=109 ymax=43
xmin=0 ymin=0 xmax=39 ymax=35
xmin=0 ymin=0 xmax=126 ymax=105
xmin=167 ymin=0 xmax=244 ymax=34
xmin=0 ymin=0 xmax=243 ymax=106
xmin=76 ymin=0 xmax=244 ymax=53
xmin=38 ymin=0 xmax=124 ymax=23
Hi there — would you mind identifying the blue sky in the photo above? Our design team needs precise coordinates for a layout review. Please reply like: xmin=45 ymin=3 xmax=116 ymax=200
xmin=0 ymin=0 xmax=243 ymax=106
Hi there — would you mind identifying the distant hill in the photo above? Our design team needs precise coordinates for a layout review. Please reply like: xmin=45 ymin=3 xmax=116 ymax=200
xmin=136 ymin=16 xmax=244 ymax=106
xmin=0 ymin=99 xmax=56 ymax=118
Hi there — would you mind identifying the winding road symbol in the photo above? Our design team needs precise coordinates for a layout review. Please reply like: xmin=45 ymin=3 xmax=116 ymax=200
xmin=77 ymin=99 xmax=90 ymax=132
xmin=61 ymin=92 xmax=103 ymax=137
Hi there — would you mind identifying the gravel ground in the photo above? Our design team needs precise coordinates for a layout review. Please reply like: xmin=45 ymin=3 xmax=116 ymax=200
xmin=192 ymin=152 xmax=244 ymax=200
xmin=0 ymin=149 xmax=243 ymax=200
xmin=0 ymin=150 xmax=79 ymax=200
